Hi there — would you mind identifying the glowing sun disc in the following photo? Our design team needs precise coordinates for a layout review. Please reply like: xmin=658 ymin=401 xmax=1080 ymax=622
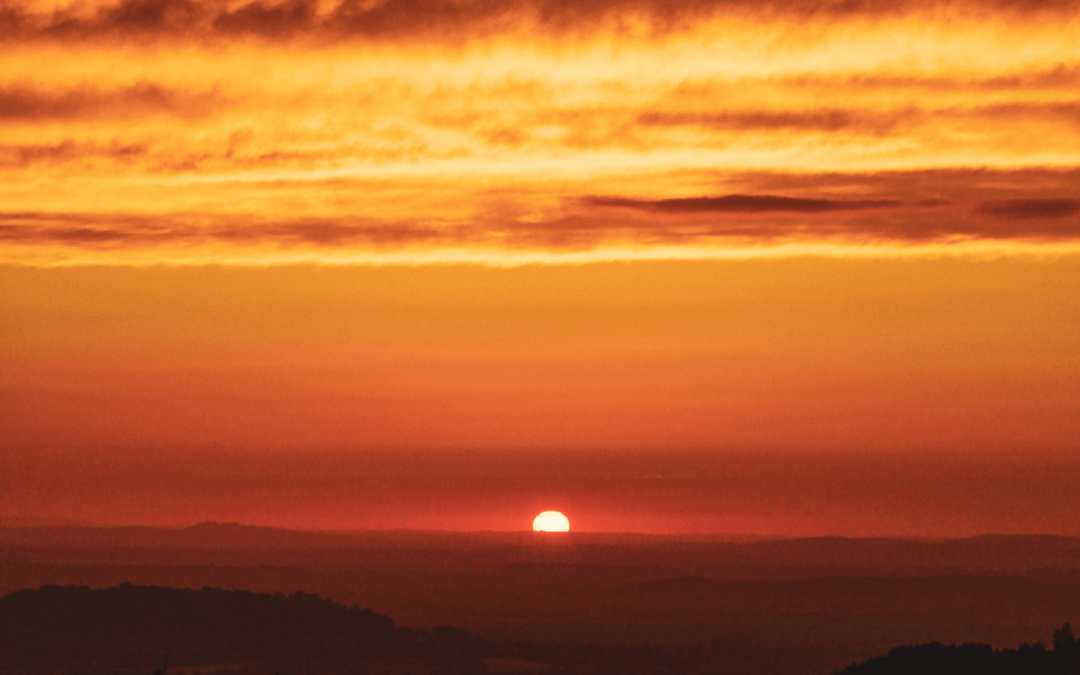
xmin=532 ymin=511 xmax=570 ymax=532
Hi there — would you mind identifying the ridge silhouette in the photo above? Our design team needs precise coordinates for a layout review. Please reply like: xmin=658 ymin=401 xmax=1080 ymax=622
xmin=0 ymin=584 xmax=483 ymax=674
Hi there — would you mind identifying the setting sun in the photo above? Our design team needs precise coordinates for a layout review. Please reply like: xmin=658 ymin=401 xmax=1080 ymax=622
xmin=532 ymin=511 xmax=570 ymax=532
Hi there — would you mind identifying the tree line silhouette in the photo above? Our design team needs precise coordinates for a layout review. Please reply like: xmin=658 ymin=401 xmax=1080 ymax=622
xmin=837 ymin=623 xmax=1080 ymax=675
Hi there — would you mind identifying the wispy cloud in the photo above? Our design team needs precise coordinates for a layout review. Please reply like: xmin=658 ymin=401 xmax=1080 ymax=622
xmin=0 ymin=212 xmax=450 ymax=247
xmin=2 ymin=171 xmax=1078 ymax=264
xmin=0 ymin=83 xmax=221 ymax=121
xmin=978 ymin=199 xmax=1080 ymax=220
xmin=0 ymin=0 xmax=1078 ymax=263
xmin=0 ymin=141 xmax=147 ymax=167
xmin=2 ymin=0 xmax=1080 ymax=42
xmin=586 ymin=195 xmax=903 ymax=213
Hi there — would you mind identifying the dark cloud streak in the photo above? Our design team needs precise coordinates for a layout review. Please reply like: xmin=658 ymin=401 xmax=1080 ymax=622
xmin=636 ymin=109 xmax=910 ymax=135
xmin=587 ymin=194 xmax=903 ymax=213
xmin=3 ymin=186 xmax=1079 ymax=256
xmin=212 ymin=0 xmax=317 ymax=37
xmin=0 ymin=141 xmax=147 ymax=168
xmin=2 ymin=0 xmax=1079 ymax=42
xmin=0 ymin=83 xmax=219 ymax=121
xmin=979 ymin=199 xmax=1080 ymax=219
xmin=0 ymin=212 xmax=454 ymax=248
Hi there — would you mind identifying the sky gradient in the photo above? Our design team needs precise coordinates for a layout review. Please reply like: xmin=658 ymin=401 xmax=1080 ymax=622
xmin=1 ymin=0 xmax=1078 ymax=534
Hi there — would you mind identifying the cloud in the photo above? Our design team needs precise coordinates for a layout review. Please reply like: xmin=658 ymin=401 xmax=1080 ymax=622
xmin=0 ymin=141 xmax=147 ymax=167
xmin=3 ymin=0 xmax=1079 ymax=42
xmin=211 ymin=219 xmax=447 ymax=245
xmin=549 ymin=196 xmax=1080 ymax=244
xmin=772 ymin=66 xmax=1080 ymax=93
xmin=979 ymin=199 xmax=1080 ymax=219
xmin=564 ymin=183 xmax=1080 ymax=244
xmin=636 ymin=109 xmax=911 ymax=136
xmin=3 ymin=180 xmax=1078 ymax=260
xmin=633 ymin=100 xmax=1080 ymax=142
xmin=0 ymin=212 xmax=453 ymax=248
xmin=586 ymin=194 xmax=902 ymax=213
xmin=0 ymin=83 xmax=217 ymax=121
xmin=99 ymin=0 xmax=202 ymax=32
xmin=212 ymin=0 xmax=317 ymax=37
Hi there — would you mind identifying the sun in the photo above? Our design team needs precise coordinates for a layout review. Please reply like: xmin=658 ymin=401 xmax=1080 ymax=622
xmin=532 ymin=511 xmax=570 ymax=532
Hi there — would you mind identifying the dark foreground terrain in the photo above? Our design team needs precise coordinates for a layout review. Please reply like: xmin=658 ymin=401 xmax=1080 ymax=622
xmin=0 ymin=585 xmax=479 ymax=675
xmin=3 ymin=525 xmax=1080 ymax=675
xmin=2 ymin=585 xmax=1079 ymax=675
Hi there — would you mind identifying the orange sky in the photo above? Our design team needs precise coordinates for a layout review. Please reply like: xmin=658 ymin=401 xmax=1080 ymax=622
xmin=1 ymin=0 xmax=1079 ymax=534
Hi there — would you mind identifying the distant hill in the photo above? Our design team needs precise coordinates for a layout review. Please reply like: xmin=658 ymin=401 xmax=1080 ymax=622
xmin=836 ymin=625 xmax=1080 ymax=675
xmin=0 ymin=584 xmax=485 ymax=675
xmin=4 ymin=523 xmax=1080 ymax=575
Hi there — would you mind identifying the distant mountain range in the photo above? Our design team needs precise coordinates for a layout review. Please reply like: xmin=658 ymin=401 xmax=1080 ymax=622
xmin=4 ymin=522 xmax=1080 ymax=572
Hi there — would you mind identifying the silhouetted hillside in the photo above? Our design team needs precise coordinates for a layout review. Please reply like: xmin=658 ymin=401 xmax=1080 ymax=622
xmin=837 ymin=624 xmax=1080 ymax=674
xmin=4 ymin=584 xmax=1080 ymax=675
xmin=0 ymin=584 xmax=485 ymax=675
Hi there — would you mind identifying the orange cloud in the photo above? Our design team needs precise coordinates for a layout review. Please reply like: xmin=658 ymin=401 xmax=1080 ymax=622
xmin=585 ymin=195 xmax=904 ymax=213
xmin=0 ymin=82 xmax=221 ymax=121
xmin=979 ymin=199 xmax=1080 ymax=220
xmin=3 ymin=0 xmax=1080 ymax=42
xmin=0 ymin=0 xmax=1077 ymax=264
xmin=3 ymin=184 xmax=1078 ymax=263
